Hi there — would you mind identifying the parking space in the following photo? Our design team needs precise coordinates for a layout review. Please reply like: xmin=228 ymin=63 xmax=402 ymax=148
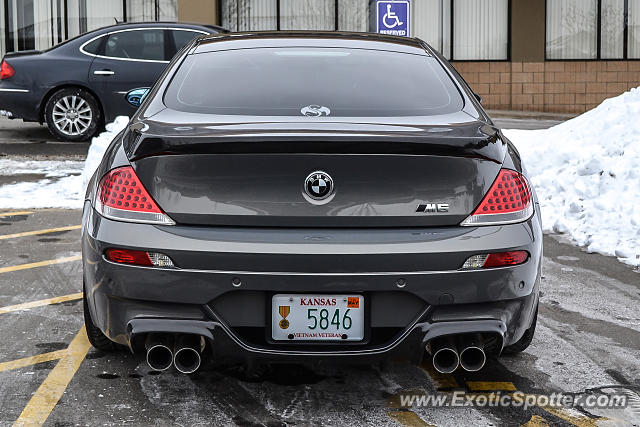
xmin=0 ymin=118 xmax=88 ymax=159
xmin=0 ymin=208 xmax=638 ymax=425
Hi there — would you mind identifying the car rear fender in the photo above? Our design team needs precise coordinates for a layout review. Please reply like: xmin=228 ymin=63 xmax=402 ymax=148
xmin=37 ymin=82 xmax=104 ymax=124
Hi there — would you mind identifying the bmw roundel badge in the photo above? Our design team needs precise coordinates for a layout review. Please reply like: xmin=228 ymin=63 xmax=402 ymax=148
xmin=304 ymin=171 xmax=334 ymax=200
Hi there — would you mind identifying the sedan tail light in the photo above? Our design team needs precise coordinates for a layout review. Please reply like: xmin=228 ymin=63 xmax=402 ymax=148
xmin=461 ymin=169 xmax=533 ymax=226
xmin=0 ymin=60 xmax=15 ymax=80
xmin=95 ymin=166 xmax=174 ymax=225
xmin=462 ymin=251 xmax=529 ymax=269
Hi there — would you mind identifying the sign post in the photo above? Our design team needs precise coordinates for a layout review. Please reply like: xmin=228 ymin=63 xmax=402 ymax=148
xmin=376 ymin=1 xmax=410 ymax=37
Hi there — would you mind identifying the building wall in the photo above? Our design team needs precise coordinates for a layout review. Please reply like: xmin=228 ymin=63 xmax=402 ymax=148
xmin=177 ymin=0 xmax=218 ymax=25
xmin=453 ymin=0 xmax=639 ymax=114
xmin=510 ymin=0 xmax=545 ymax=62
xmin=453 ymin=61 xmax=640 ymax=114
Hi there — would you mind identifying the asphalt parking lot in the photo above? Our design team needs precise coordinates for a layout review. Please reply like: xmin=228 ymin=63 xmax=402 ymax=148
xmin=0 ymin=118 xmax=639 ymax=426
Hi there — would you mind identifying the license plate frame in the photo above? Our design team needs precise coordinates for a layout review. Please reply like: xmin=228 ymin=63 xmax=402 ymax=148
xmin=271 ymin=294 xmax=365 ymax=342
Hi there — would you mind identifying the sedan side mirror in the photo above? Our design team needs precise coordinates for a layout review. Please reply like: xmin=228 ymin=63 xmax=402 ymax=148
xmin=474 ymin=92 xmax=482 ymax=103
xmin=126 ymin=88 xmax=150 ymax=108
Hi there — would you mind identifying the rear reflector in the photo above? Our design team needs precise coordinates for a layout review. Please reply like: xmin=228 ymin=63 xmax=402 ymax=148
xmin=95 ymin=166 xmax=174 ymax=225
xmin=462 ymin=251 xmax=529 ymax=269
xmin=483 ymin=251 xmax=529 ymax=267
xmin=461 ymin=169 xmax=533 ymax=226
xmin=0 ymin=60 xmax=15 ymax=80
xmin=105 ymin=248 xmax=175 ymax=268
xmin=106 ymin=248 xmax=153 ymax=266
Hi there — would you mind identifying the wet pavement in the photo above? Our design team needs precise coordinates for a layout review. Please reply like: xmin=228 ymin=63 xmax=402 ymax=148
xmin=0 ymin=209 xmax=638 ymax=426
xmin=0 ymin=118 xmax=88 ymax=159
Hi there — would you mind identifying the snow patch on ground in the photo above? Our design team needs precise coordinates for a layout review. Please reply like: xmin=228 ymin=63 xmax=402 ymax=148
xmin=0 ymin=159 xmax=84 ymax=209
xmin=0 ymin=159 xmax=83 ymax=178
xmin=504 ymin=88 xmax=640 ymax=267
xmin=0 ymin=116 xmax=128 ymax=210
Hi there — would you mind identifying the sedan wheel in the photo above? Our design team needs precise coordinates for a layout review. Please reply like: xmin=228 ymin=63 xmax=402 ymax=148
xmin=45 ymin=88 xmax=102 ymax=141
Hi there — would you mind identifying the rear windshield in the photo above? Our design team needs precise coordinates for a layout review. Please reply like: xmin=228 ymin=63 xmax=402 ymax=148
xmin=163 ymin=47 xmax=463 ymax=117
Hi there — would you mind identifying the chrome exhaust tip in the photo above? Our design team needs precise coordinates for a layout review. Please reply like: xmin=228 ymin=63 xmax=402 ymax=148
xmin=459 ymin=334 xmax=486 ymax=372
xmin=431 ymin=337 xmax=460 ymax=374
xmin=145 ymin=334 xmax=173 ymax=372
xmin=173 ymin=335 xmax=203 ymax=374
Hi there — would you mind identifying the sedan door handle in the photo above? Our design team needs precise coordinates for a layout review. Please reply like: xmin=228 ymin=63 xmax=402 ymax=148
xmin=94 ymin=70 xmax=115 ymax=76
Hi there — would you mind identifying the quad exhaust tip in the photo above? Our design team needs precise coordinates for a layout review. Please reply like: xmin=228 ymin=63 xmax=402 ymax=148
xmin=458 ymin=333 xmax=486 ymax=372
xmin=430 ymin=334 xmax=487 ymax=373
xmin=145 ymin=334 xmax=205 ymax=374
xmin=459 ymin=346 xmax=486 ymax=372
xmin=145 ymin=334 xmax=174 ymax=372
xmin=173 ymin=335 xmax=203 ymax=374
xmin=431 ymin=337 xmax=460 ymax=374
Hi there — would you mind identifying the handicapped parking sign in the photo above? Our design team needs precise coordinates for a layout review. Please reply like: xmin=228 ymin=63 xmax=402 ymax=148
xmin=377 ymin=1 xmax=410 ymax=37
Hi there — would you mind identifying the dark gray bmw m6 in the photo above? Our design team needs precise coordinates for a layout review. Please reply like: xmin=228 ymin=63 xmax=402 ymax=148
xmin=82 ymin=31 xmax=542 ymax=375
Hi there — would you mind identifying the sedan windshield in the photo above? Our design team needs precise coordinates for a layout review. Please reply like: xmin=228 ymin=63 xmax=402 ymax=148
xmin=163 ymin=47 xmax=463 ymax=117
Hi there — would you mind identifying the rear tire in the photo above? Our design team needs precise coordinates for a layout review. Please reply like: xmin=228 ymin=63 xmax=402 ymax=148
xmin=502 ymin=305 xmax=538 ymax=355
xmin=45 ymin=87 xmax=102 ymax=142
xmin=83 ymin=289 xmax=123 ymax=351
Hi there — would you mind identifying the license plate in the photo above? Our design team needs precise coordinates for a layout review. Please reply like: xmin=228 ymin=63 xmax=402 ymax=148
xmin=271 ymin=294 xmax=364 ymax=341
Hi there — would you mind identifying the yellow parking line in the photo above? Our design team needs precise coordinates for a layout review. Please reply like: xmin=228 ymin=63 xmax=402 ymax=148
xmin=387 ymin=410 xmax=435 ymax=427
xmin=521 ymin=415 xmax=551 ymax=426
xmin=509 ymin=393 xmax=604 ymax=427
xmin=14 ymin=326 xmax=91 ymax=427
xmin=467 ymin=381 xmax=517 ymax=391
xmin=0 ymin=225 xmax=81 ymax=241
xmin=0 ymin=255 xmax=81 ymax=275
xmin=0 ymin=211 xmax=33 ymax=218
xmin=0 ymin=350 xmax=65 ymax=373
xmin=0 ymin=293 xmax=82 ymax=315
xmin=538 ymin=406 xmax=602 ymax=427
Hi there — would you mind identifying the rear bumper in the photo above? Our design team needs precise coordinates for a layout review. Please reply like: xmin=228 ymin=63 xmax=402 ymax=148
xmin=82 ymin=202 xmax=542 ymax=362
xmin=0 ymin=85 xmax=40 ymax=121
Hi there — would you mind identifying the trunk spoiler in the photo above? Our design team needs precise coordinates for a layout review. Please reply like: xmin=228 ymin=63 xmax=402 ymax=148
xmin=124 ymin=122 xmax=506 ymax=163
xmin=3 ymin=50 xmax=42 ymax=59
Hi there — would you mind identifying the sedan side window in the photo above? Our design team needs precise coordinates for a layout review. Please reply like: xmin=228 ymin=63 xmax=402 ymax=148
xmin=170 ymin=30 xmax=206 ymax=55
xmin=83 ymin=37 xmax=104 ymax=55
xmin=104 ymin=29 xmax=165 ymax=61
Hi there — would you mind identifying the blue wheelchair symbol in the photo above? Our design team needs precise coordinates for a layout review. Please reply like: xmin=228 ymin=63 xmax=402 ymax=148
xmin=377 ymin=1 xmax=410 ymax=37
xmin=383 ymin=4 xmax=404 ymax=28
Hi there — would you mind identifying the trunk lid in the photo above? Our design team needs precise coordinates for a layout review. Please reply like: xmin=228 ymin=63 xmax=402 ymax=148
xmin=127 ymin=110 xmax=505 ymax=227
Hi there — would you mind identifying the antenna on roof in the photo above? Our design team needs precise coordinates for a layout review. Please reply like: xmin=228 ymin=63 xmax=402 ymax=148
xmin=114 ymin=18 xmax=121 ymax=24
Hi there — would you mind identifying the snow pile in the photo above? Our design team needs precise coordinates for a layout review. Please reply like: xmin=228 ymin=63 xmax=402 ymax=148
xmin=504 ymin=88 xmax=640 ymax=267
xmin=0 ymin=159 xmax=84 ymax=209
xmin=0 ymin=116 xmax=128 ymax=209
xmin=80 ymin=115 xmax=129 ymax=193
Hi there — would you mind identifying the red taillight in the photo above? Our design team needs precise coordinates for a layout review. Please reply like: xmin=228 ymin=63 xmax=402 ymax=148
xmin=99 ymin=166 xmax=160 ymax=213
xmin=461 ymin=169 xmax=533 ymax=226
xmin=0 ymin=60 xmax=15 ymax=80
xmin=95 ymin=166 xmax=174 ymax=225
xmin=105 ymin=248 xmax=153 ymax=266
xmin=462 ymin=251 xmax=529 ymax=269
